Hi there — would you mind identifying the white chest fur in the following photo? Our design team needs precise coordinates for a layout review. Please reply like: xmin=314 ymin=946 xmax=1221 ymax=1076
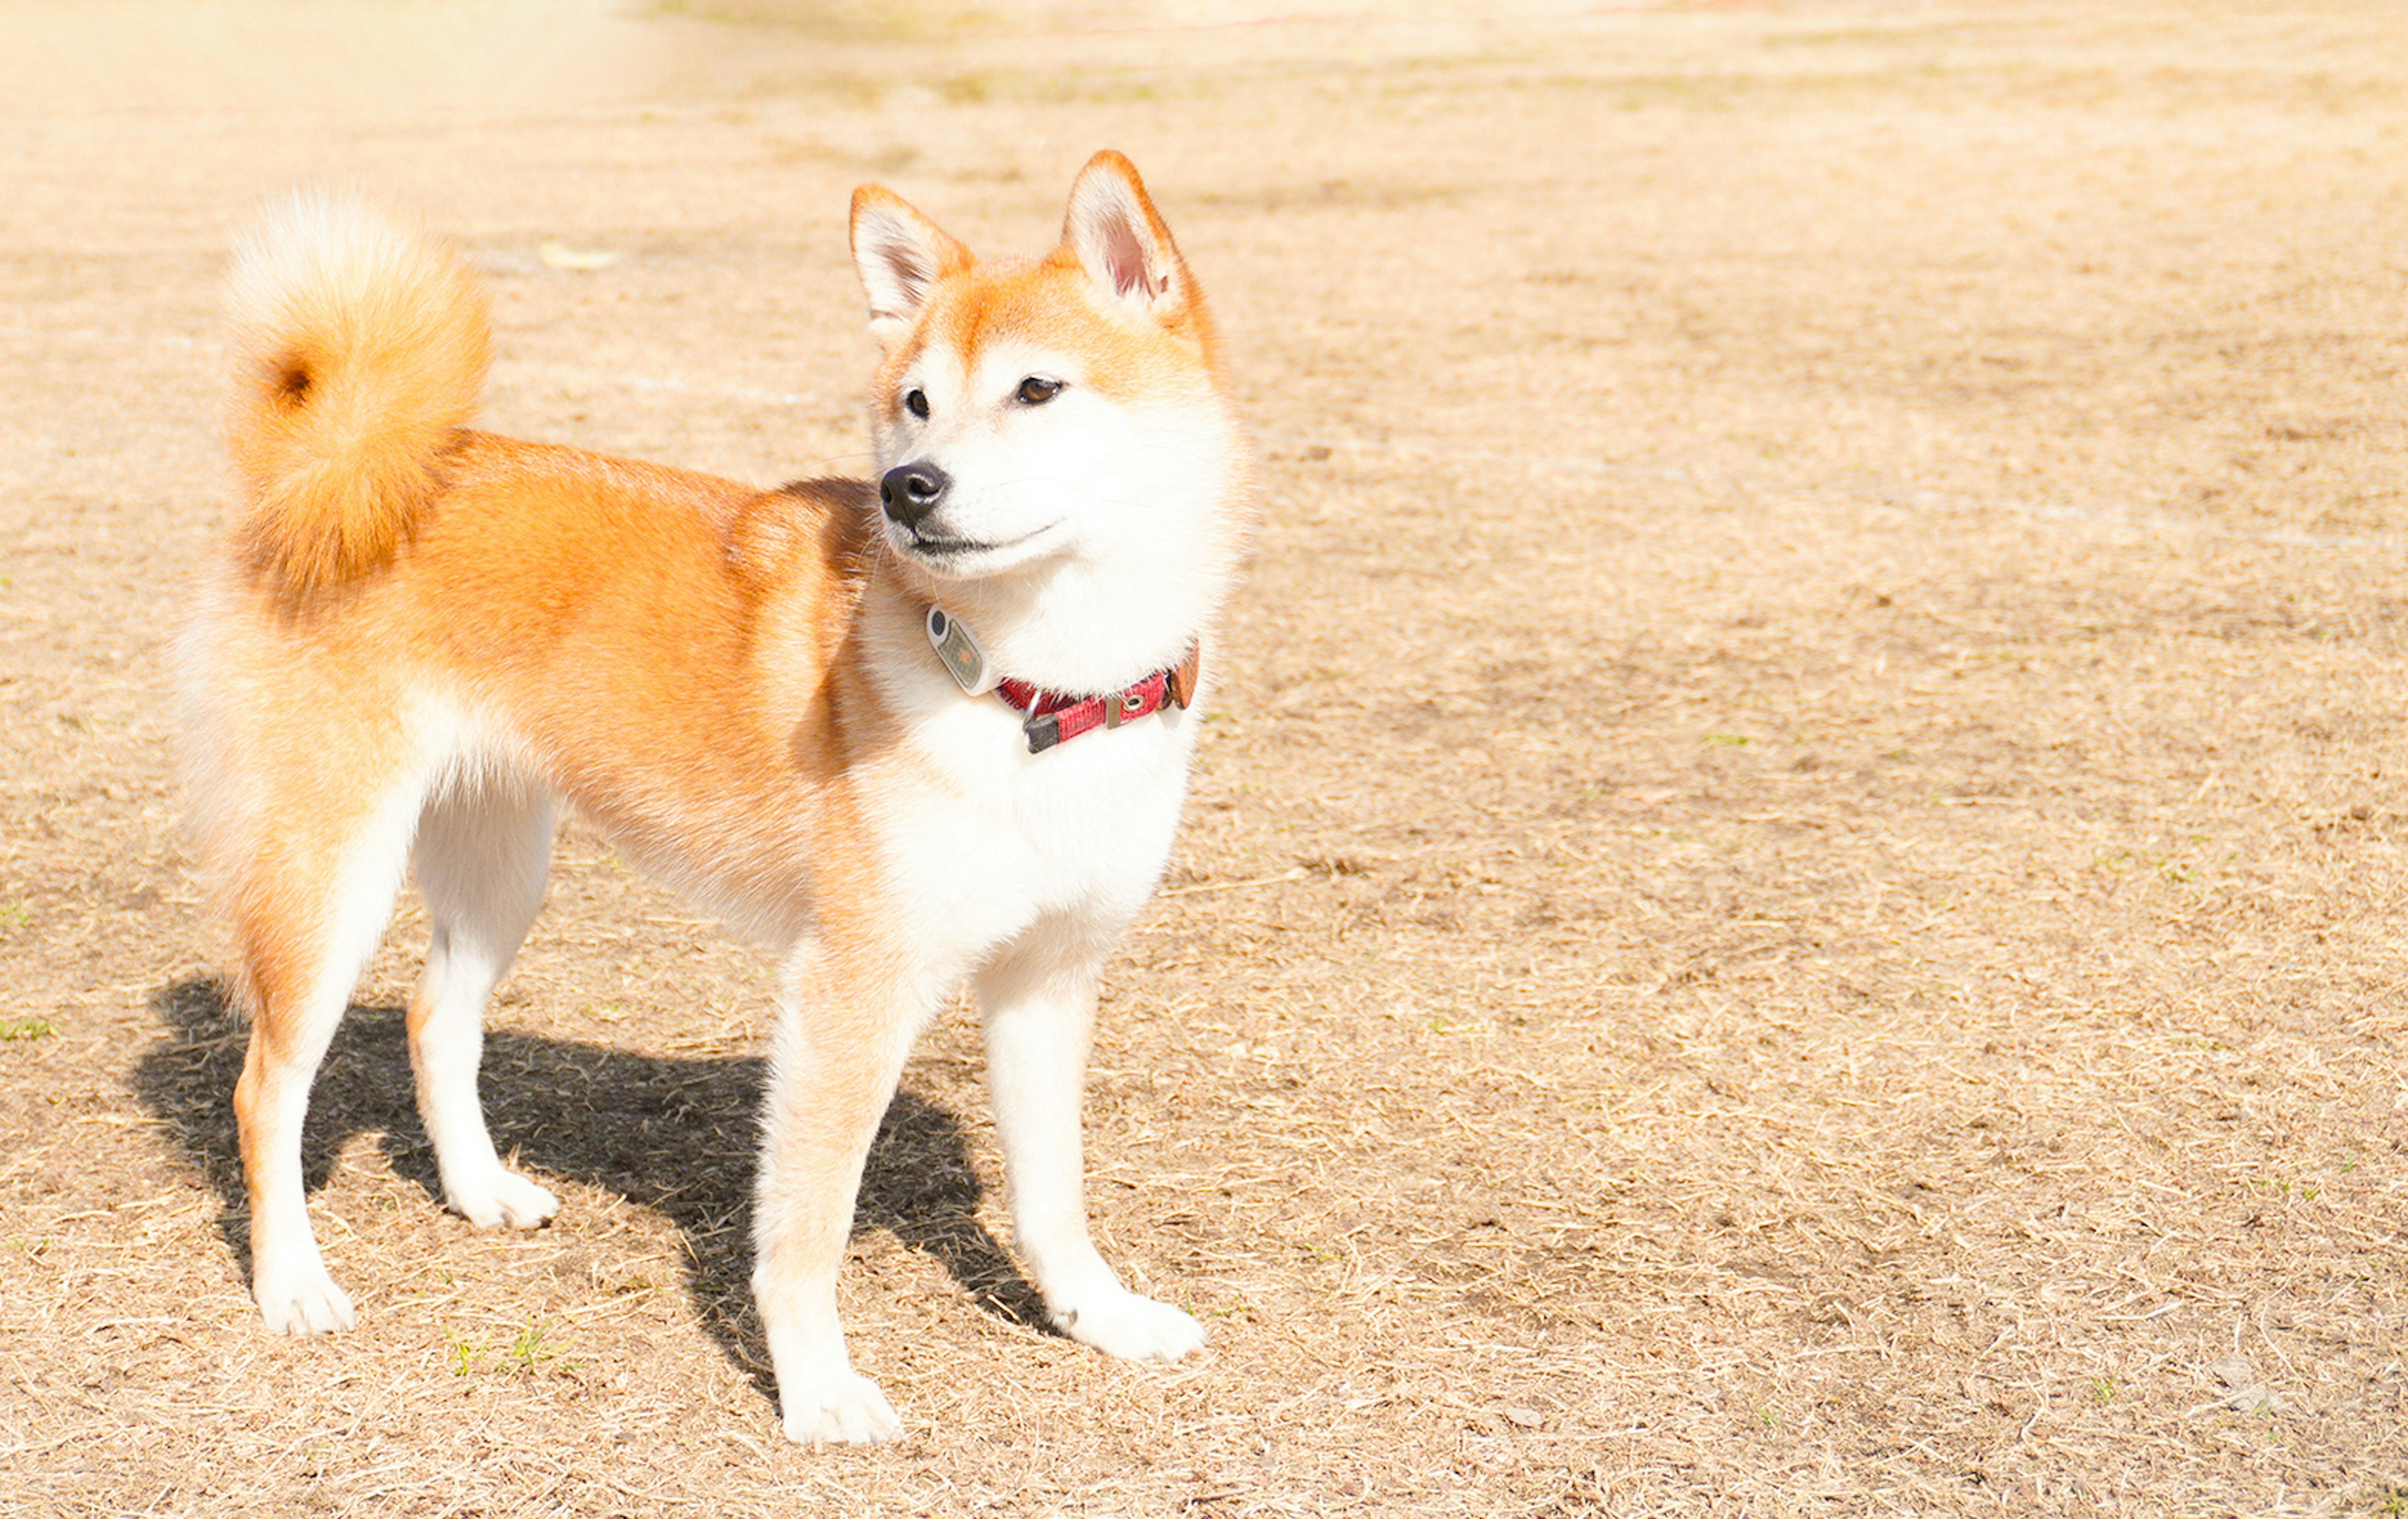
xmin=862 ymin=611 xmax=1203 ymax=968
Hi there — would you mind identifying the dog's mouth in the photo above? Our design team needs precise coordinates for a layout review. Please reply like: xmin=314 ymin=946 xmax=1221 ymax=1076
xmin=895 ymin=520 xmax=1065 ymax=568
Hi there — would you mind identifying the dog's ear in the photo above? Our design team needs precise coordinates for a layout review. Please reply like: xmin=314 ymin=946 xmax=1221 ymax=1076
xmin=1062 ymin=151 xmax=1190 ymax=321
xmin=850 ymin=186 xmax=972 ymax=347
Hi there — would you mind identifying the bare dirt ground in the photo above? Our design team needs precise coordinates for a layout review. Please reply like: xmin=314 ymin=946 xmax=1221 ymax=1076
xmin=5 ymin=1 xmax=2408 ymax=1513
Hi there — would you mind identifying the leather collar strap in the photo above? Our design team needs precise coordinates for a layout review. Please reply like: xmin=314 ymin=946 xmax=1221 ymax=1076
xmin=998 ymin=644 xmax=1200 ymax=754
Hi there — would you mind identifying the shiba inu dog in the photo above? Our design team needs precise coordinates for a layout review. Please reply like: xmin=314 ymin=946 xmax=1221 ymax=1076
xmin=178 ymin=152 xmax=1252 ymax=1444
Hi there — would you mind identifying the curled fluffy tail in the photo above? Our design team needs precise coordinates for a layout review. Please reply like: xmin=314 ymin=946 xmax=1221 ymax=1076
xmin=223 ymin=191 xmax=488 ymax=601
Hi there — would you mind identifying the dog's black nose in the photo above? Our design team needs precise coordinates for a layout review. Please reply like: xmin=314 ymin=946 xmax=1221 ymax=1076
xmin=879 ymin=461 xmax=950 ymax=531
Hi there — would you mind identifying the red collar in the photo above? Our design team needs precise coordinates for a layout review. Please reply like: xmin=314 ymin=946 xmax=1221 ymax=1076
xmin=924 ymin=606 xmax=1200 ymax=754
xmin=998 ymin=647 xmax=1200 ymax=752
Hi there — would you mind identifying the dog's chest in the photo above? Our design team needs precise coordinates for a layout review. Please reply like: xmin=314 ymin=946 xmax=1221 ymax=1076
xmin=874 ymin=705 xmax=1194 ymax=949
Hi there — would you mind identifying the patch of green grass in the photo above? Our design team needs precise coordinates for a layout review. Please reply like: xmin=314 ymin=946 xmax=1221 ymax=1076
xmin=445 ymin=1318 xmax=574 ymax=1380
xmin=0 ymin=1017 xmax=54 ymax=1042
xmin=509 ymin=1317 xmax=562 ymax=1376
xmin=2090 ymin=848 xmax=2201 ymax=885
xmin=0 ymin=899 xmax=31 ymax=932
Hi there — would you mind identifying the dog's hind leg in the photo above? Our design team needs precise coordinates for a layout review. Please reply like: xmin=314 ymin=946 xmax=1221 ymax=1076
xmin=976 ymin=922 xmax=1206 ymax=1363
xmin=231 ymin=776 xmax=425 ymax=1335
xmin=406 ymin=779 xmax=559 ymax=1230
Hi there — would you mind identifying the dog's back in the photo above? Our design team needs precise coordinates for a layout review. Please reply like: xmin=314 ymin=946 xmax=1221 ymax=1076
xmin=193 ymin=198 xmax=884 ymax=942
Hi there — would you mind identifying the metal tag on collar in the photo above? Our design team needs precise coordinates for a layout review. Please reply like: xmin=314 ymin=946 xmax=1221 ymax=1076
xmin=925 ymin=606 xmax=997 ymax=696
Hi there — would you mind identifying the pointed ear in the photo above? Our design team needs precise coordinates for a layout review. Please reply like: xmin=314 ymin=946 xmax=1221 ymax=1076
xmin=1061 ymin=150 xmax=1189 ymax=320
xmin=850 ymin=185 xmax=973 ymax=347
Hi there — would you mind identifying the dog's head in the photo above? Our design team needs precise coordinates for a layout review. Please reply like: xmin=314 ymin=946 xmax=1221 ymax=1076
xmin=848 ymin=153 xmax=1245 ymax=613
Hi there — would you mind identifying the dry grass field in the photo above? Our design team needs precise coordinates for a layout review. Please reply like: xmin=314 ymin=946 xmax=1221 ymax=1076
xmin=6 ymin=0 xmax=2408 ymax=1513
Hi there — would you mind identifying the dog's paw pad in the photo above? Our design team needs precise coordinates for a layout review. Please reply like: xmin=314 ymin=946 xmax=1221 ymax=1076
xmin=448 ymin=1170 xmax=559 ymax=1231
xmin=1054 ymin=1288 xmax=1206 ymax=1362
xmin=255 ymin=1266 xmax=356 ymax=1335
xmin=779 ymin=1372 xmax=902 ymax=1447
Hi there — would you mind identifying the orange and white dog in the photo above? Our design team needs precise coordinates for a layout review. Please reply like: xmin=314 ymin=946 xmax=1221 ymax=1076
xmin=178 ymin=153 xmax=1252 ymax=1444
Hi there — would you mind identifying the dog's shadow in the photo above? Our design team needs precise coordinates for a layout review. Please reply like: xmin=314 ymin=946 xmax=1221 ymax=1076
xmin=132 ymin=977 xmax=1047 ymax=1397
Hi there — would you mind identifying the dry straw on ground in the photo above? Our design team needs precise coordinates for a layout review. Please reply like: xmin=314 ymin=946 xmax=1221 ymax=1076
xmin=4 ymin=1 xmax=2408 ymax=1514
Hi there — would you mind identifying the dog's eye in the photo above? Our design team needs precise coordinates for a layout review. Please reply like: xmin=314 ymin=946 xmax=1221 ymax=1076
xmin=1015 ymin=376 xmax=1062 ymax=406
xmin=904 ymin=389 xmax=929 ymax=420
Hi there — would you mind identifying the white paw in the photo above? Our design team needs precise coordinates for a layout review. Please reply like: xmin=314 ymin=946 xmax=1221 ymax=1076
xmin=254 ymin=1259 xmax=357 ymax=1335
xmin=1052 ymin=1286 xmax=1207 ymax=1362
xmin=446 ymin=1169 xmax=559 ymax=1230
xmin=779 ymin=1370 xmax=903 ymax=1447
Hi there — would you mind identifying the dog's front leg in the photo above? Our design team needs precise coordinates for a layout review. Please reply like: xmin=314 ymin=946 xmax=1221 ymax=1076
xmin=976 ymin=928 xmax=1207 ymax=1362
xmin=752 ymin=940 xmax=924 ymax=1446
